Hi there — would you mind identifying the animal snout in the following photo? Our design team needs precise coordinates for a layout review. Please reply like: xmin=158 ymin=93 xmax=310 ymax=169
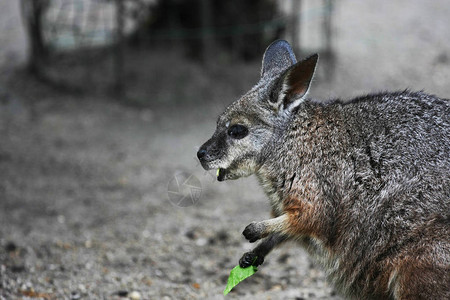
xmin=197 ymin=144 xmax=220 ymax=170
xmin=197 ymin=147 xmax=214 ymax=170
xmin=198 ymin=137 xmax=223 ymax=169
xmin=197 ymin=148 xmax=207 ymax=160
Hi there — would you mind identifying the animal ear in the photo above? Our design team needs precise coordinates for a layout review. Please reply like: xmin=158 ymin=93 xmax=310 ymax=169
xmin=276 ymin=54 xmax=318 ymax=111
xmin=261 ymin=40 xmax=297 ymax=78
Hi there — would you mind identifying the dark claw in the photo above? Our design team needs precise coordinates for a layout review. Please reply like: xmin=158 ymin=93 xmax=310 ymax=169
xmin=239 ymin=252 xmax=264 ymax=268
xmin=242 ymin=222 xmax=263 ymax=243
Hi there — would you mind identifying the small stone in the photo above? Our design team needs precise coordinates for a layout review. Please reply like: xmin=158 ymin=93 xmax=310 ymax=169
xmin=270 ymin=284 xmax=282 ymax=291
xmin=217 ymin=230 xmax=229 ymax=242
xmin=195 ymin=238 xmax=207 ymax=246
xmin=116 ymin=290 xmax=128 ymax=297
xmin=11 ymin=265 xmax=25 ymax=273
xmin=129 ymin=291 xmax=141 ymax=300
xmin=57 ymin=215 xmax=66 ymax=224
xmin=141 ymin=277 xmax=152 ymax=286
xmin=84 ymin=240 xmax=92 ymax=248
xmin=70 ymin=291 xmax=81 ymax=300
xmin=78 ymin=284 xmax=86 ymax=293
xmin=5 ymin=242 xmax=17 ymax=252
xmin=192 ymin=283 xmax=200 ymax=289
xmin=185 ymin=229 xmax=197 ymax=240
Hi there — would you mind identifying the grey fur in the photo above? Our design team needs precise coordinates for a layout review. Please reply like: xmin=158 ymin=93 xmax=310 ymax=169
xmin=261 ymin=39 xmax=297 ymax=77
xmin=198 ymin=40 xmax=449 ymax=299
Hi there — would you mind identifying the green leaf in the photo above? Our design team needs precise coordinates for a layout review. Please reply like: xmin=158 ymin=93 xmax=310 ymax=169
xmin=223 ymin=264 xmax=257 ymax=295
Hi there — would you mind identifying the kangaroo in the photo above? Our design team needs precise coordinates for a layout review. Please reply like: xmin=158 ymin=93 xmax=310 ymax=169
xmin=197 ymin=40 xmax=449 ymax=299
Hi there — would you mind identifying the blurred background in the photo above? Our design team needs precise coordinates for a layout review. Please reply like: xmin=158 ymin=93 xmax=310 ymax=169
xmin=0 ymin=0 xmax=449 ymax=299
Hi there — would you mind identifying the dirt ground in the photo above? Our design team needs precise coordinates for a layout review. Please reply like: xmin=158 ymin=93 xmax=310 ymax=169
xmin=1 ymin=1 xmax=449 ymax=299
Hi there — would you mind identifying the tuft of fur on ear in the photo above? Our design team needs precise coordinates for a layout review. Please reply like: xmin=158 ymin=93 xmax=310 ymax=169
xmin=261 ymin=40 xmax=297 ymax=78
xmin=277 ymin=54 xmax=318 ymax=112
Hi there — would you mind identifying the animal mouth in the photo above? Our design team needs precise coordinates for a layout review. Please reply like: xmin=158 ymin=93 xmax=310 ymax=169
xmin=217 ymin=168 xmax=228 ymax=181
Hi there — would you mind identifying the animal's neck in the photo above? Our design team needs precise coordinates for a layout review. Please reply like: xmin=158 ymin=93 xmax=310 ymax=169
xmin=255 ymin=130 xmax=299 ymax=216
xmin=255 ymin=101 xmax=344 ymax=215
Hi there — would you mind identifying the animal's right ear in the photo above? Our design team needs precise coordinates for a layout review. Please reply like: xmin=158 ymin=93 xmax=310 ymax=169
xmin=269 ymin=54 xmax=319 ymax=113
xmin=261 ymin=40 xmax=297 ymax=78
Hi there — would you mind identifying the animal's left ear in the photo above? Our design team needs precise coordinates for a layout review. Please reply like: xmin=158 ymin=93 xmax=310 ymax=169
xmin=261 ymin=40 xmax=297 ymax=78
xmin=274 ymin=54 xmax=318 ymax=112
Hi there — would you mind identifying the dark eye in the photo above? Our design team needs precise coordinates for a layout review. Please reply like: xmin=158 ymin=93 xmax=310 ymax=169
xmin=227 ymin=124 xmax=248 ymax=139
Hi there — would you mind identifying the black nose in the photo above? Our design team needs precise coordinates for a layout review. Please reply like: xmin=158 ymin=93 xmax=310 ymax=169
xmin=197 ymin=148 xmax=207 ymax=160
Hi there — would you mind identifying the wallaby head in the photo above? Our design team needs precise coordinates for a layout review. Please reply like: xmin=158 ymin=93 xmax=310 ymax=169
xmin=197 ymin=40 xmax=318 ymax=181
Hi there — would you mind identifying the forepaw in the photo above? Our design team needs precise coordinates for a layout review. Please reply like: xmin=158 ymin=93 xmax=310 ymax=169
xmin=242 ymin=222 xmax=265 ymax=243
xmin=239 ymin=251 xmax=264 ymax=268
